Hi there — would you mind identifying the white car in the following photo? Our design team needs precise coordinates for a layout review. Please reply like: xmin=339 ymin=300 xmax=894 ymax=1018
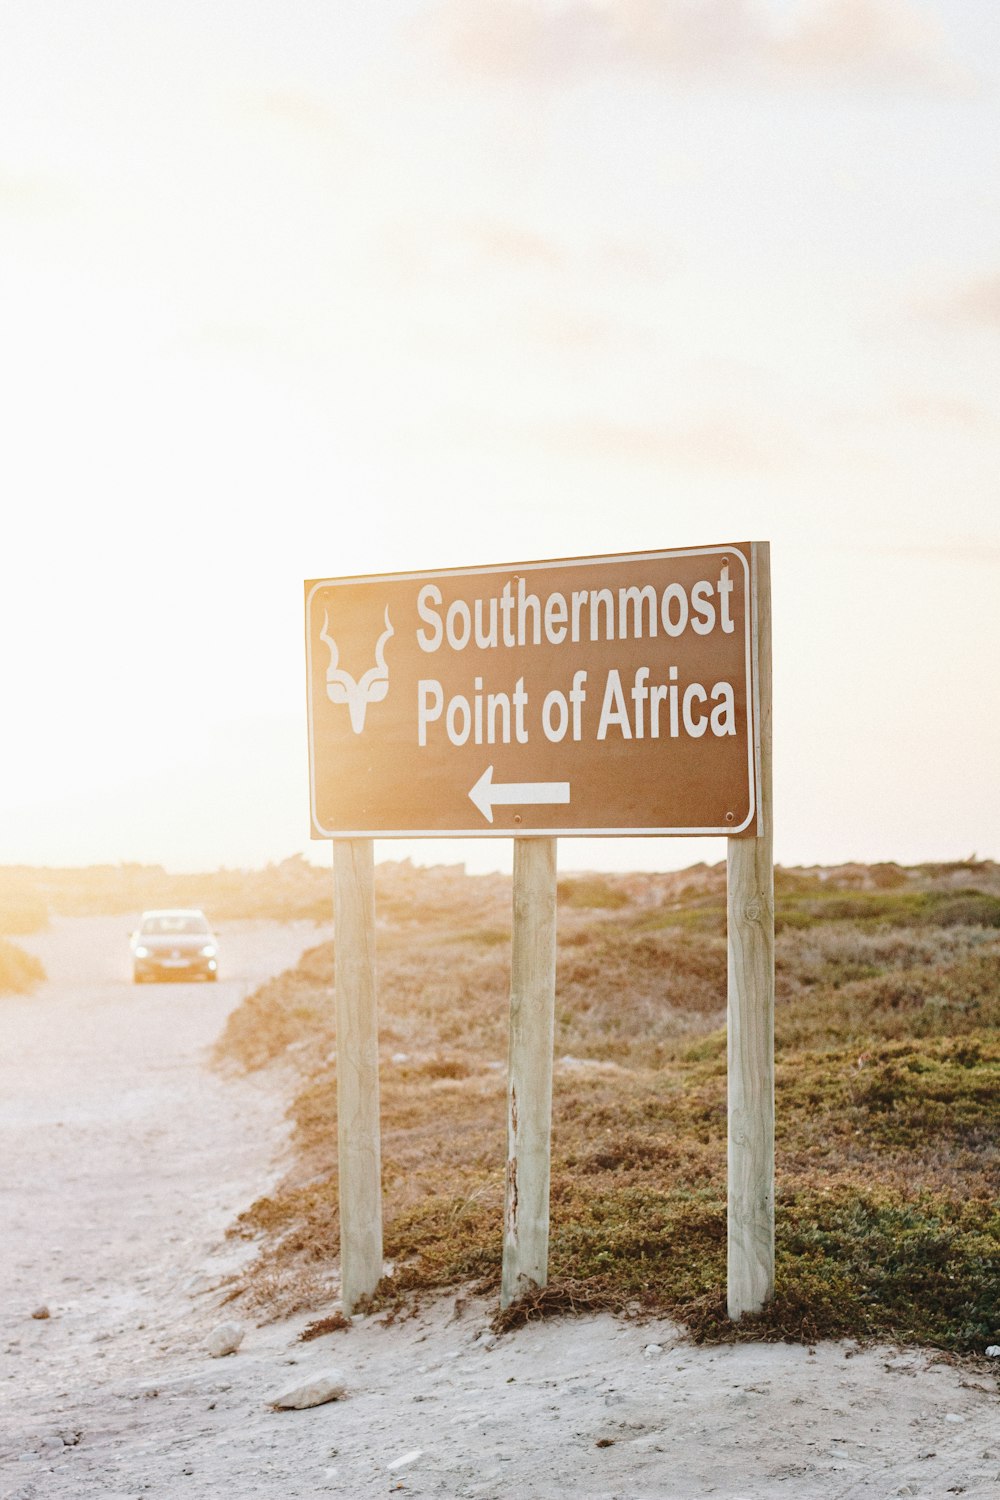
xmin=131 ymin=909 xmax=219 ymax=984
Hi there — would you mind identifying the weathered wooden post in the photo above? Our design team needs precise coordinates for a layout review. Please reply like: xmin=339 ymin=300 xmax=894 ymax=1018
xmin=726 ymin=540 xmax=774 ymax=1318
xmin=501 ymin=836 xmax=558 ymax=1309
xmin=333 ymin=837 xmax=383 ymax=1313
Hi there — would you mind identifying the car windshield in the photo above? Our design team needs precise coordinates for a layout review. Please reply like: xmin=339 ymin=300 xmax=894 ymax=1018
xmin=140 ymin=914 xmax=210 ymax=936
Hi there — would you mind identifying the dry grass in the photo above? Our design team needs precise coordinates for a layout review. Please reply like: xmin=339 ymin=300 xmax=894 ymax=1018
xmin=218 ymin=860 xmax=1000 ymax=1349
xmin=298 ymin=1310 xmax=352 ymax=1341
xmin=0 ymin=937 xmax=46 ymax=995
xmin=0 ymin=881 xmax=49 ymax=936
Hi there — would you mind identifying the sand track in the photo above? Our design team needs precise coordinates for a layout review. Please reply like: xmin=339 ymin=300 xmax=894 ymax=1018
xmin=1 ymin=917 xmax=996 ymax=1499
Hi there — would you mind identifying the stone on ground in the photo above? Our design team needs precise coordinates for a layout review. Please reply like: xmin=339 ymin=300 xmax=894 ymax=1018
xmin=270 ymin=1370 xmax=348 ymax=1410
xmin=205 ymin=1321 xmax=245 ymax=1358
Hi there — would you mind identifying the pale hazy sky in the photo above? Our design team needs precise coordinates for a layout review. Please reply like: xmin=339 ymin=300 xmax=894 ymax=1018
xmin=1 ymin=1 xmax=997 ymax=876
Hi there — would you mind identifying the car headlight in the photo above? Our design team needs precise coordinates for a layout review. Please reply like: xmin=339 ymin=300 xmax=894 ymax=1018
xmin=135 ymin=945 xmax=149 ymax=958
xmin=200 ymin=945 xmax=217 ymax=957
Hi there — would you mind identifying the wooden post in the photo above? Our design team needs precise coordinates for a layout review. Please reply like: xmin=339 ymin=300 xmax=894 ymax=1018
xmin=726 ymin=540 xmax=775 ymax=1319
xmin=501 ymin=837 xmax=557 ymax=1310
xmin=332 ymin=838 xmax=383 ymax=1314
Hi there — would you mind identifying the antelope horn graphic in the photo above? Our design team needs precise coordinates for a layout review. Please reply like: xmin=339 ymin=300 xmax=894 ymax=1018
xmin=373 ymin=608 xmax=393 ymax=671
xmin=319 ymin=612 xmax=339 ymax=670
xmin=318 ymin=606 xmax=394 ymax=734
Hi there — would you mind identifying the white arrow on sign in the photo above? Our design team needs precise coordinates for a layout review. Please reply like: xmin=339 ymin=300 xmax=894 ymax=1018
xmin=469 ymin=765 xmax=571 ymax=824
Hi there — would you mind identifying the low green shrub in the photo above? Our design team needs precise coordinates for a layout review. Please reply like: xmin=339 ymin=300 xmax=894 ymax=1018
xmin=219 ymin=859 xmax=1000 ymax=1347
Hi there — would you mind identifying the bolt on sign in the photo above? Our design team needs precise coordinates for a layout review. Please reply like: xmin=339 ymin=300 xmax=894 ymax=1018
xmin=305 ymin=544 xmax=758 ymax=839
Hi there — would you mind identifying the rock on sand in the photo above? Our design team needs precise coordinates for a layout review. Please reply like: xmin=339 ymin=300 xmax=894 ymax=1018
xmin=270 ymin=1370 xmax=348 ymax=1410
xmin=205 ymin=1321 xmax=245 ymax=1358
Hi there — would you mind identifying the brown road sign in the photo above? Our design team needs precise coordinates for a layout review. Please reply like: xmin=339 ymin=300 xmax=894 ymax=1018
xmin=305 ymin=544 xmax=759 ymax=838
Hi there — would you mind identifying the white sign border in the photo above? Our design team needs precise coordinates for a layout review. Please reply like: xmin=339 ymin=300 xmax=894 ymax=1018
xmin=306 ymin=544 xmax=756 ymax=839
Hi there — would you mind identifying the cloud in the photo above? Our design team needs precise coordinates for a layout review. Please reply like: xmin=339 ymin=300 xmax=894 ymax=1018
xmin=520 ymin=302 xmax=619 ymax=350
xmin=914 ymin=271 xmax=1000 ymax=333
xmin=775 ymin=0 xmax=963 ymax=87
xmin=946 ymin=273 xmax=1000 ymax=329
xmin=362 ymin=214 xmax=676 ymax=308
xmin=461 ymin=219 xmax=567 ymax=269
xmin=597 ymin=238 xmax=680 ymax=281
xmin=540 ymin=411 xmax=797 ymax=472
xmin=423 ymin=0 xmax=967 ymax=92
xmin=834 ymin=389 xmax=996 ymax=434
xmin=424 ymin=0 xmax=764 ymax=82
xmin=892 ymin=393 xmax=996 ymax=432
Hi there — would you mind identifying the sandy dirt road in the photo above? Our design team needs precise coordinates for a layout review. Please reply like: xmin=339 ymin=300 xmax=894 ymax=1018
xmin=0 ymin=915 xmax=323 ymax=1497
xmin=2 ymin=917 xmax=998 ymax=1499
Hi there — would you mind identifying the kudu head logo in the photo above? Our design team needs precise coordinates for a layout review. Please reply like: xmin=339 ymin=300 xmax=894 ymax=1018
xmin=319 ymin=607 xmax=394 ymax=734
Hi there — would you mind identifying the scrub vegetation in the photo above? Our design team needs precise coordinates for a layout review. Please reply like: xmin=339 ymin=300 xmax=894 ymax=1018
xmin=0 ymin=936 xmax=46 ymax=994
xmin=220 ymin=858 xmax=997 ymax=1350
xmin=0 ymin=854 xmax=331 ymax=927
xmin=218 ymin=858 xmax=1000 ymax=1362
xmin=0 ymin=872 xmax=50 ymax=935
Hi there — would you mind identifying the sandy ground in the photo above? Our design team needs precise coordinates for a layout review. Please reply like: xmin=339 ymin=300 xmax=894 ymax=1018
xmin=1 ymin=917 xmax=997 ymax=1500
